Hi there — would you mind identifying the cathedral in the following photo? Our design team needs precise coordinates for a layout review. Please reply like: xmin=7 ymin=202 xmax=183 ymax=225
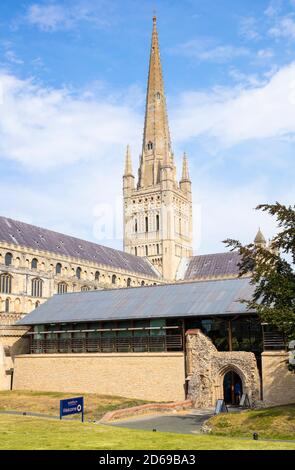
xmin=1 ymin=17 xmax=293 ymax=408
xmin=123 ymin=16 xmax=193 ymax=280
xmin=0 ymin=16 xmax=254 ymax=326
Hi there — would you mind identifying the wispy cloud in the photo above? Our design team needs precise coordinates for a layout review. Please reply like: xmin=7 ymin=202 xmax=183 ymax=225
xmin=171 ymin=61 xmax=295 ymax=146
xmin=0 ymin=72 xmax=141 ymax=170
xmin=24 ymin=1 xmax=111 ymax=32
xmin=239 ymin=16 xmax=261 ymax=41
xmin=269 ymin=15 xmax=295 ymax=39
xmin=170 ymin=38 xmax=249 ymax=63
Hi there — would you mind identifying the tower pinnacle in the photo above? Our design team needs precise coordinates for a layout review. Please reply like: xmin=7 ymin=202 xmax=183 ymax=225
xmin=254 ymin=228 xmax=266 ymax=247
xmin=181 ymin=153 xmax=190 ymax=181
xmin=124 ymin=145 xmax=133 ymax=176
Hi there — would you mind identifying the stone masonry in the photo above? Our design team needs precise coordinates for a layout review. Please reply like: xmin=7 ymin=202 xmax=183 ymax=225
xmin=186 ymin=329 xmax=261 ymax=408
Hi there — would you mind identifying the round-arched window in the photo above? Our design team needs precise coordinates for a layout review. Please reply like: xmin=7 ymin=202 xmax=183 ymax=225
xmin=56 ymin=263 xmax=62 ymax=275
xmin=5 ymin=253 xmax=12 ymax=267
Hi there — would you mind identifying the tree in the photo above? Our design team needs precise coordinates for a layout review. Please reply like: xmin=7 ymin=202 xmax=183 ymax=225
xmin=224 ymin=203 xmax=295 ymax=342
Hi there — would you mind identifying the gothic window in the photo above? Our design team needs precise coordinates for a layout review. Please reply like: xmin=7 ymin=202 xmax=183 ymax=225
xmin=134 ymin=247 xmax=137 ymax=256
xmin=35 ymin=301 xmax=40 ymax=309
xmin=31 ymin=258 xmax=38 ymax=270
xmin=5 ymin=298 xmax=9 ymax=313
xmin=5 ymin=252 xmax=12 ymax=267
xmin=127 ymin=278 xmax=131 ymax=287
xmin=0 ymin=274 xmax=12 ymax=294
xmin=95 ymin=271 xmax=100 ymax=281
xmin=112 ymin=274 xmax=117 ymax=285
xmin=156 ymin=214 xmax=160 ymax=231
xmin=141 ymin=281 xmax=145 ymax=286
xmin=156 ymin=92 xmax=161 ymax=100
xmin=58 ymin=282 xmax=68 ymax=294
xmin=147 ymin=141 xmax=153 ymax=150
xmin=145 ymin=217 xmax=149 ymax=232
xmin=145 ymin=245 xmax=148 ymax=256
xmin=56 ymin=263 xmax=62 ymax=275
xmin=31 ymin=278 xmax=43 ymax=298
xmin=81 ymin=286 xmax=90 ymax=292
xmin=76 ymin=267 xmax=82 ymax=279
xmin=135 ymin=219 xmax=138 ymax=233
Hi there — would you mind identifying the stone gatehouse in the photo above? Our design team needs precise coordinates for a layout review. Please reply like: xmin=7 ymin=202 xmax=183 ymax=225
xmin=186 ymin=329 xmax=261 ymax=408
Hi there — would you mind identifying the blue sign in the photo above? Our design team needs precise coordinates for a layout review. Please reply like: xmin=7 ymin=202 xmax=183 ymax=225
xmin=60 ymin=396 xmax=84 ymax=422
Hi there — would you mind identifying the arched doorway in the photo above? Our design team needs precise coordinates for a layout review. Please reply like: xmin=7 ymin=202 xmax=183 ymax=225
xmin=223 ymin=370 xmax=243 ymax=405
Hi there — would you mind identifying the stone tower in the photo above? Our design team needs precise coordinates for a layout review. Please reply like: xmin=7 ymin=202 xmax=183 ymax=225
xmin=123 ymin=17 xmax=193 ymax=280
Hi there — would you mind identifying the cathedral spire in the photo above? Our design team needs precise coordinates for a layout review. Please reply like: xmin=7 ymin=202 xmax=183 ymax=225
xmin=139 ymin=16 xmax=173 ymax=187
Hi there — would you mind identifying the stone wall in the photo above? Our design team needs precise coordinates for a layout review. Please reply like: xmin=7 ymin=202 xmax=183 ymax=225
xmin=262 ymin=351 xmax=295 ymax=405
xmin=13 ymin=352 xmax=186 ymax=402
xmin=0 ymin=325 xmax=29 ymax=390
xmin=186 ymin=329 xmax=261 ymax=408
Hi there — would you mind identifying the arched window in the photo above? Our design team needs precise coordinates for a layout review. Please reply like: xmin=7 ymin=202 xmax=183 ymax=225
xmin=127 ymin=278 xmax=131 ymax=287
xmin=58 ymin=282 xmax=68 ymax=294
xmin=0 ymin=274 xmax=12 ymax=294
xmin=112 ymin=274 xmax=116 ymax=285
xmin=35 ymin=301 xmax=40 ymax=309
xmin=134 ymin=247 xmax=137 ymax=256
xmin=31 ymin=258 xmax=38 ymax=270
xmin=5 ymin=252 xmax=12 ymax=267
xmin=95 ymin=271 xmax=100 ymax=281
xmin=135 ymin=219 xmax=138 ymax=233
xmin=56 ymin=263 xmax=62 ymax=275
xmin=31 ymin=278 xmax=43 ymax=297
xmin=141 ymin=281 xmax=145 ymax=286
xmin=81 ymin=286 xmax=90 ymax=292
xmin=5 ymin=298 xmax=10 ymax=313
xmin=156 ymin=214 xmax=160 ymax=231
xmin=145 ymin=217 xmax=148 ymax=232
xmin=76 ymin=267 xmax=81 ymax=279
xmin=147 ymin=141 xmax=153 ymax=150
xmin=156 ymin=92 xmax=161 ymax=100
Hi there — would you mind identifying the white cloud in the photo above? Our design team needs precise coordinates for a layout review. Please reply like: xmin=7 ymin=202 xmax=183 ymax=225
xmin=239 ymin=17 xmax=261 ymax=41
xmin=256 ymin=49 xmax=274 ymax=59
xmin=26 ymin=4 xmax=71 ymax=31
xmin=264 ymin=0 xmax=282 ymax=18
xmin=4 ymin=50 xmax=24 ymax=65
xmin=170 ymin=38 xmax=249 ymax=63
xmin=0 ymin=72 xmax=142 ymax=170
xmin=171 ymin=61 xmax=295 ymax=147
xmin=269 ymin=16 xmax=295 ymax=39
xmin=25 ymin=2 xmax=110 ymax=32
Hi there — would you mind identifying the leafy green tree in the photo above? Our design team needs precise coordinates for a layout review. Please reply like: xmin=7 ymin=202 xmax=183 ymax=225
xmin=224 ymin=203 xmax=295 ymax=341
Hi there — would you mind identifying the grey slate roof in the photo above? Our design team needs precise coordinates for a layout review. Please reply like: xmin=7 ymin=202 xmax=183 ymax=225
xmin=0 ymin=216 xmax=159 ymax=278
xmin=17 ymin=277 xmax=255 ymax=326
xmin=184 ymin=252 xmax=242 ymax=280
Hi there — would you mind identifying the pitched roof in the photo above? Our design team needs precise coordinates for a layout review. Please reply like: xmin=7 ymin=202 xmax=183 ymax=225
xmin=183 ymin=252 xmax=242 ymax=280
xmin=0 ymin=216 xmax=159 ymax=278
xmin=17 ymin=277 xmax=255 ymax=326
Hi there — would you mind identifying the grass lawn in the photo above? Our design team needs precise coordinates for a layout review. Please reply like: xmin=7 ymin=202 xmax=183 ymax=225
xmin=0 ymin=390 xmax=148 ymax=421
xmin=0 ymin=415 xmax=295 ymax=450
xmin=207 ymin=405 xmax=295 ymax=440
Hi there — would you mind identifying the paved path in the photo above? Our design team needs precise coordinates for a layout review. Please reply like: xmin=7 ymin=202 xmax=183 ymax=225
xmin=108 ymin=410 xmax=214 ymax=435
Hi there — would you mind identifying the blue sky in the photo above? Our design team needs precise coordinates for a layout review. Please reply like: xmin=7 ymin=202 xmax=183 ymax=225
xmin=0 ymin=0 xmax=294 ymax=254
